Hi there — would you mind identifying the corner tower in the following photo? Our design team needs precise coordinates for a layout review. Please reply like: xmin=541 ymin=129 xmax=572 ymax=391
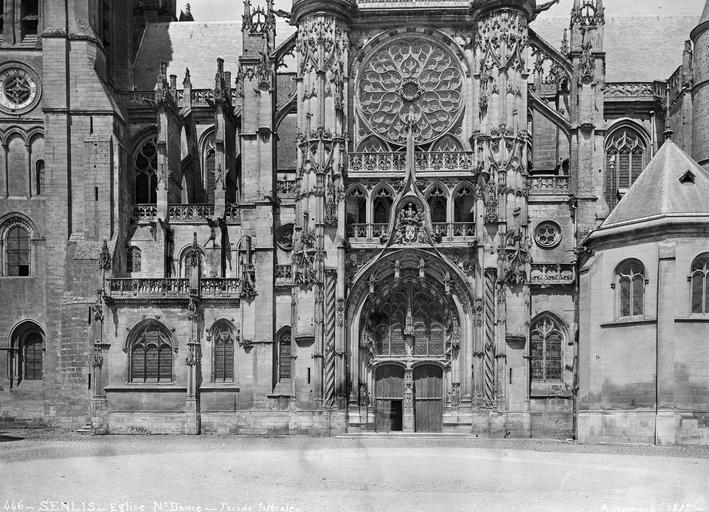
xmin=691 ymin=0 xmax=709 ymax=168
xmin=291 ymin=0 xmax=352 ymax=409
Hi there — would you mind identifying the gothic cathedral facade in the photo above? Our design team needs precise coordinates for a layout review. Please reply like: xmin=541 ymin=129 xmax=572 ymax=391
xmin=1 ymin=0 xmax=708 ymax=444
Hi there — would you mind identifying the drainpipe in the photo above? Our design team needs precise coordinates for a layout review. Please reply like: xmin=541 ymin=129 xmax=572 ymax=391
xmin=654 ymin=247 xmax=662 ymax=445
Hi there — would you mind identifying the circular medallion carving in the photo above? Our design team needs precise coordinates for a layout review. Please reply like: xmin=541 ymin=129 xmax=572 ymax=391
xmin=0 ymin=63 xmax=41 ymax=114
xmin=358 ymin=36 xmax=464 ymax=146
xmin=534 ymin=221 xmax=562 ymax=249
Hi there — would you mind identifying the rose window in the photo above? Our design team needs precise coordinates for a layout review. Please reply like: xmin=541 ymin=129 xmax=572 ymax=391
xmin=534 ymin=221 xmax=562 ymax=249
xmin=4 ymin=76 xmax=32 ymax=105
xmin=358 ymin=37 xmax=464 ymax=146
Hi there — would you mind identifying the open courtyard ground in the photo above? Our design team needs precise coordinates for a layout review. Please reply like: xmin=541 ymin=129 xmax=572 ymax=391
xmin=1 ymin=432 xmax=708 ymax=512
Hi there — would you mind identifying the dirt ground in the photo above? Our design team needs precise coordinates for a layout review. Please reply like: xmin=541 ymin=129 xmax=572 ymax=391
xmin=1 ymin=432 xmax=708 ymax=512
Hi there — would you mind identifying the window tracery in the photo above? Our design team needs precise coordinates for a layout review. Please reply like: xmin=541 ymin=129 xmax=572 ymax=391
xmin=534 ymin=221 xmax=562 ymax=249
xmin=346 ymin=188 xmax=367 ymax=225
xmin=605 ymin=127 xmax=647 ymax=211
xmin=278 ymin=328 xmax=291 ymax=381
xmin=691 ymin=254 xmax=709 ymax=314
xmin=454 ymin=185 xmax=475 ymax=223
xmin=211 ymin=321 xmax=235 ymax=383
xmin=129 ymin=322 xmax=173 ymax=383
xmin=530 ymin=315 xmax=563 ymax=382
xmin=134 ymin=136 xmax=158 ymax=204
xmin=617 ymin=259 xmax=645 ymax=318
xmin=427 ymin=186 xmax=447 ymax=223
xmin=373 ymin=188 xmax=393 ymax=224
xmin=371 ymin=289 xmax=449 ymax=358
xmin=358 ymin=36 xmax=464 ymax=146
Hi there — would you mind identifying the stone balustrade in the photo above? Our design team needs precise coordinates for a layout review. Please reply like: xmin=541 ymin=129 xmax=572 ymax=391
xmin=107 ymin=278 xmax=190 ymax=298
xmin=348 ymin=151 xmax=476 ymax=173
xmin=530 ymin=263 xmax=576 ymax=285
xmin=276 ymin=179 xmax=298 ymax=199
xmin=105 ymin=278 xmax=242 ymax=300
xmin=275 ymin=265 xmax=293 ymax=284
xmin=200 ymin=278 xmax=241 ymax=297
xmin=347 ymin=222 xmax=475 ymax=242
xmin=133 ymin=204 xmax=241 ymax=223
xmin=133 ymin=204 xmax=158 ymax=222
xmin=529 ymin=175 xmax=570 ymax=195
xmin=168 ymin=204 xmax=215 ymax=222
xmin=225 ymin=203 xmax=241 ymax=223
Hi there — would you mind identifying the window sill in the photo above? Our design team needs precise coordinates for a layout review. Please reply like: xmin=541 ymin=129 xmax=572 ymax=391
xmin=201 ymin=383 xmax=240 ymax=392
xmin=675 ymin=316 xmax=709 ymax=323
xmin=105 ymin=384 xmax=186 ymax=392
xmin=530 ymin=384 xmax=572 ymax=398
xmin=600 ymin=317 xmax=657 ymax=328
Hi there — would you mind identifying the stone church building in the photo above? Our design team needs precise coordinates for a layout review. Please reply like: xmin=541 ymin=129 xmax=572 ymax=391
xmin=0 ymin=0 xmax=708 ymax=444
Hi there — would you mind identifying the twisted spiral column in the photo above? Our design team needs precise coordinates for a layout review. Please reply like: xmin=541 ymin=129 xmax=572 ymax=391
xmin=484 ymin=269 xmax=497 ymax=407
xmin=323 ymin=270 xmax=337 ymax=407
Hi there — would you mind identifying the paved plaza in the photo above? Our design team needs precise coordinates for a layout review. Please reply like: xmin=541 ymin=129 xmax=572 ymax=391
xmin=1 ymin=432 xmax=708 ymax=512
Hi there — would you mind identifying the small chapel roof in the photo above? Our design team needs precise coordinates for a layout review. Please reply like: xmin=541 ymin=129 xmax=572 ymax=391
xmin=598 ymin=139 xmax=709 ymax=230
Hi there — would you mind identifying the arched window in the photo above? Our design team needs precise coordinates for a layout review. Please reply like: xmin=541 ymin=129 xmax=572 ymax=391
xmin=357 ymin=135 xmax=390 ymax=153
xmin=427 ymin=186 xmax=447 ymax=223
xmin=180 ymin=246 xmax=205 ymax=278
xmin=454 ymin=185 xmax=475 ymax=223
xmin=5 ymin=225 xmax=30 ymax=276
xmin=617 ymin=259 xmax=645 ymax=318
xmin=129 ymin=321 xmax=173 ymax=383
xmin=605 ymin=127 xmax=647 ymax=211
xmin=134 ymin=136 xmax=158 ymax=204
xmin=9 ymin=321 xmax=44 ymax=386
xmin=35 ymin=159 xmax=44 ymax=195
xmin=691 ymin=254 xmax=709 ymax=314
xmin=346 ymin=188 xmax=367 ymax=225
xmin=530 ymin=315 xmax=563 ymax=382
xmin=210 ymin=321 xmax=235 ymax=383
xmin=204 ymin=139 xmax=215 ymax=203
xmin=127 ymin=247 xmax=141 ymax=273
xmin=278 ymin=327 xmax=291 ymax=381
xmin=373 ymin=188 xmax=393 ymax=224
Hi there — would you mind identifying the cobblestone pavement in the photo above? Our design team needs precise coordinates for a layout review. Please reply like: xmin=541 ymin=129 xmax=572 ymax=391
xmin=2 ymin=431 xmax=709 ymax=512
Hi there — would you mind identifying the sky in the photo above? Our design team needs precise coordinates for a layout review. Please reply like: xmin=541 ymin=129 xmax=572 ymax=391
xmin=180 ymin=0 xmax=707 ymax=22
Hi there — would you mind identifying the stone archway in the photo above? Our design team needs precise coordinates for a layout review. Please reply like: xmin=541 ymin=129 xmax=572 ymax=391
xmin=347 ymin=248 xmax=475 ymax=433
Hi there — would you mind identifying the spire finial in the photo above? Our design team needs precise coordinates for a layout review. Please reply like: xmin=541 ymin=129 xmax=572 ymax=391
xmin=664 ymin=85 xmax=674 ymax=141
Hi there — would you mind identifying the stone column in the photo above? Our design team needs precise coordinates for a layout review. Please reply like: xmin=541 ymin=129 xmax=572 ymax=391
xmin=569 ymin=0 xmax=606 ymax=230
xmin=292 ymin=0 xmax=352 ymax=411
xmin=403 ymin=365 xmax=414 ymax=432
xmin=473 ymin=0 xmax=536 ymax=420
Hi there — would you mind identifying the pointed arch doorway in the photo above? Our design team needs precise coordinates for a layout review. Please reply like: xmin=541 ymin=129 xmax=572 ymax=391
xmin=366 ymin=278 xmax=455 ymax=433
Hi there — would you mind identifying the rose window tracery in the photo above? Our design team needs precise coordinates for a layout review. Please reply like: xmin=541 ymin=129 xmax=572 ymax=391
xmin=358 ymin=37 xmax=464 ymax=146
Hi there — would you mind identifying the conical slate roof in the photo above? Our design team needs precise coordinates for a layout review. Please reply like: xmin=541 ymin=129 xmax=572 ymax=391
xmin=692 ymin=0 xmax=709 ymax=39
xmin=601 ymin=139 xmax=709 ymax=229
xmin=699 ymin=0 xmax=709 ymax=26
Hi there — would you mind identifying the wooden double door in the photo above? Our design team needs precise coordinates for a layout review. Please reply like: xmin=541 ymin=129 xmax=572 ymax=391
xmin=374 ymin=364 xmax=443 ymax=432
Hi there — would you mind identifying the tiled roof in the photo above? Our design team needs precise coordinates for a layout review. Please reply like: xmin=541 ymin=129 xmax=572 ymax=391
xmin=531 ymin=16 xmax=698 ymax=82
xmin=599 ymin=139 xmax=709 ymax=229
xmin=133 ymin=21 xmax=295 ymax=90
